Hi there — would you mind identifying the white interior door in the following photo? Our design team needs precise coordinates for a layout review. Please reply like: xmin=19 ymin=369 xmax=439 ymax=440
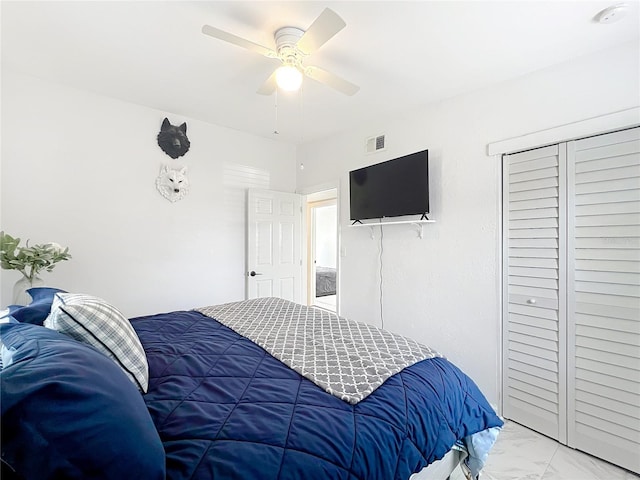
xmin=247 ymin=189 xmax=302 ymax=302
xmin=502 ymin=143 xmax=567 ymax=443
xmin=503 ymin=127 xmax=640 ymax=474
xmin=567 ymin=127 xmax=640 ymax=474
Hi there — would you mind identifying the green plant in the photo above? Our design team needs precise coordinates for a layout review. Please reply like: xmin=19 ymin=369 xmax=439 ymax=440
xmin=0 ymin=231 xmax=71 ymax=282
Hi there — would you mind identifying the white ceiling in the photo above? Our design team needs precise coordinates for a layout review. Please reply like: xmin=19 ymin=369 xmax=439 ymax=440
xmin=2 ymin=1 xmax=639 ymax=144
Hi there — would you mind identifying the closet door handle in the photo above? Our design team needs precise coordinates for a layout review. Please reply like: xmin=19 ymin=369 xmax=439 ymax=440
xmin=526 ymin=298 xmax=537 ymax=305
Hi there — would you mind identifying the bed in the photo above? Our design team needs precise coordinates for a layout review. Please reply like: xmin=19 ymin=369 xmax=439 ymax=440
xmin=1 ymin=290 xmax=502 ymax=480
xmin=315 ymin=266 xmax=336 ymax=297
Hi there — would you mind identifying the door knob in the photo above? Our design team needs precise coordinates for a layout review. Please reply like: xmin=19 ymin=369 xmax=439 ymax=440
xmin=249 ymin=271 xmax=262 ymax=277
xmin=526 ymin=298 xmax=537 ymax=305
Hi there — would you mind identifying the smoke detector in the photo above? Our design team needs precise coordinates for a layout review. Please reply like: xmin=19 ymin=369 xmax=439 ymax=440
xmin=594 ymin=3 xmax=629 ymax=23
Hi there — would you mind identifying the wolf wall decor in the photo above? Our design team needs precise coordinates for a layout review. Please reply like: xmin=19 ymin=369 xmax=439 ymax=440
xmin=156 ymin=165 xmax=190 ymax=202
xmin=157 ymin=118 xmax=190 ymax=159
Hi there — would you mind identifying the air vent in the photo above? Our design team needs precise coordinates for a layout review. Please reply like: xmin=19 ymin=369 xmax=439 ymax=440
xmin=365 ymin=134 xmax=386 ymax=154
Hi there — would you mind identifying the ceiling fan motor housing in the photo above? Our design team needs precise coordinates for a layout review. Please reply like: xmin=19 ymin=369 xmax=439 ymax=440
xmin=275 ymin=27 xmax=305 ymax=67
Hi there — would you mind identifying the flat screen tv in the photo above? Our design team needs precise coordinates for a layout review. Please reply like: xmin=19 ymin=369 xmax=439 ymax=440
xmin=349 ymin=149 xmax=429 ymax=222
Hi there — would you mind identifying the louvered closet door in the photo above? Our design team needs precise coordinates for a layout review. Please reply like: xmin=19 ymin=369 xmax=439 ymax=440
xmin=503 ymin=144 xmax=567 ymax=443
xmin=567 ymin=127 xmax=640 ymax=474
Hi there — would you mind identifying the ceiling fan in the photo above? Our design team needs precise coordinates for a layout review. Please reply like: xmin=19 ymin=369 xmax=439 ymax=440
xmin=202 ymin=8 xmax=359 ymax=96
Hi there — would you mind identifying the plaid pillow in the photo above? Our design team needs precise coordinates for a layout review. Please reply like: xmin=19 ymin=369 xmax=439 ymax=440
xmin=44 ymin=293 xmax=149 ymax=392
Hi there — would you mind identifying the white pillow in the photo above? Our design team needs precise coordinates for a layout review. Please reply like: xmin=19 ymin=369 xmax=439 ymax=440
xmin=44 ymin=293 xmax=149 ymax=392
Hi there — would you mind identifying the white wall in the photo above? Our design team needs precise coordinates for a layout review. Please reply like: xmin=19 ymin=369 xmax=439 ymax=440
xmin=296 ymin=41 xmax=640 ymax=406
xmin=1 ymin=71 xmax=297 ymax=317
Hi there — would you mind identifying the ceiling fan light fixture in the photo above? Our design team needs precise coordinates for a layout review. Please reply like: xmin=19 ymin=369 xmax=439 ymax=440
xmin=276 ymin=65 xmax=303 ymax=92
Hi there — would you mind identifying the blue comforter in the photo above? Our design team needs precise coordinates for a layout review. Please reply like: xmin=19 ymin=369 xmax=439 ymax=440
xmin=132 ymin=310 xmax=502 ymax=479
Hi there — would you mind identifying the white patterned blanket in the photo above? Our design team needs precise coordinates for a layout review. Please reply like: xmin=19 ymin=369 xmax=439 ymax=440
xmin=196 ymin=297 xmax=442 ymax=404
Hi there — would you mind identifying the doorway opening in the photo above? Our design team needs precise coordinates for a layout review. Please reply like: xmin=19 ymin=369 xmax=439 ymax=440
xmin=306 ymin=189 xmax=338 ymax=312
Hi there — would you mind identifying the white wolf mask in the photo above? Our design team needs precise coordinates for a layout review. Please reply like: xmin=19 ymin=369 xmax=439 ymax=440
xmin=156 ymin=165 xmax=189 ymax=202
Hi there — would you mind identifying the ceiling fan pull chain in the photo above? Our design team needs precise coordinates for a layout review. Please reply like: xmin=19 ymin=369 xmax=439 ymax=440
xmin=273 ymin=89 xmax=279 ymax=135
xmin=299 ymin=85 xmax=304 ymax=144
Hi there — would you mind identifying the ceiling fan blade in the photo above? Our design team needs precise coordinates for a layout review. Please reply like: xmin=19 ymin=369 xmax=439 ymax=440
xmin=296 ymin=8 xmax=346 ymax=55
xmin=202 ymin=25 xmax=277 ymax=58
xmin=257 ymin=70 xmax=278 ymax=95
xmin=304 ymin=66 xmax=359 ymax=96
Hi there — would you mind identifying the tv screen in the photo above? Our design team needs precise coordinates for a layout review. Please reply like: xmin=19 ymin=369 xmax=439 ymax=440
xmin=349 ymin=150 xmax=429 ymax=221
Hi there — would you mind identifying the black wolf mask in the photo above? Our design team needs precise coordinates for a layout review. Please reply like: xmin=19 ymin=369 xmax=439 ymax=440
xmin=157 ymin=118 xmax=190 ymax=159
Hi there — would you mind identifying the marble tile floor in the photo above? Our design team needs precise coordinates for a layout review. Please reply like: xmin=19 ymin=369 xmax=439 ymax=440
xmin=313 ymin=294 xmax=336 ymax=312
xmin=449 ymin=420 xmax=639 ymax=480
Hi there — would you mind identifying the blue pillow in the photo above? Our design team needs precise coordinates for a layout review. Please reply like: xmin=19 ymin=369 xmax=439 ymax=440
xmin=7 ymin=287 xmax=66 ymax=325
xmin=27 ymin=287 xmax=66 ymax=303
xmin=0 ymin=323 xmax=165 ymax=480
